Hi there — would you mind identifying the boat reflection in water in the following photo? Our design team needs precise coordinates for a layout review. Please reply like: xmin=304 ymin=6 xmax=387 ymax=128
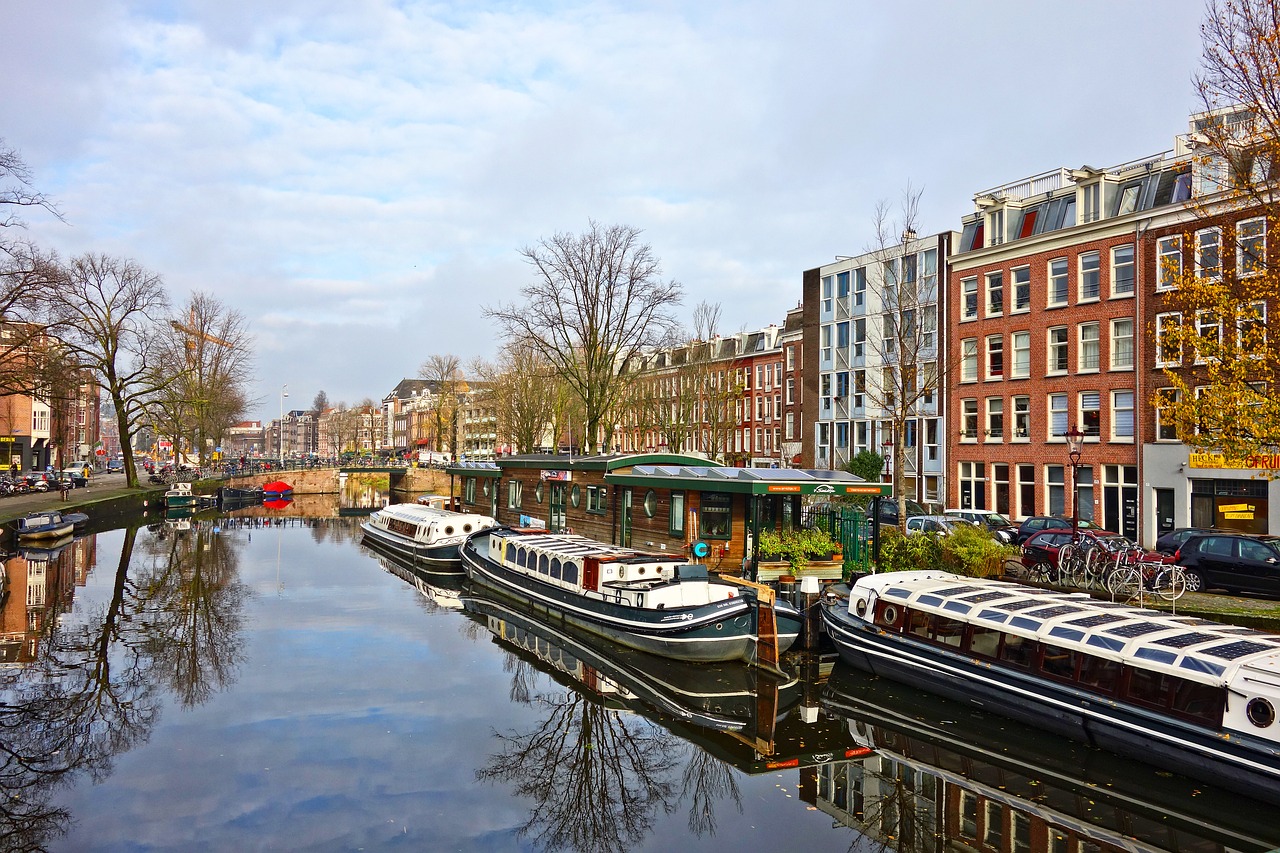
xmin=365 ymin=537 xmax=466 ymax=611
xmin=819 ymin=666 xmax=1280 ymax=853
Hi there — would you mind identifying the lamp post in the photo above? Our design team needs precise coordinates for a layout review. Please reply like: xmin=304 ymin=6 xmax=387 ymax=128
xmin=280 ymin=384 xmax=289 ymax=462
xmin=1066 ymin=425 xmax=1084 ymax=544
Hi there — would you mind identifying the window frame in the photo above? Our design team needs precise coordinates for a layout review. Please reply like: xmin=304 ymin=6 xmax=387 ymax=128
xmin=985 ymin=334 xmax=1004 ymax=380
xmin=1195 ymin=227 xmax=1221 ymax=280
xmin=1111 ymin=390 xmax=1135 ymax=442
xmin=1078 ymin=321 xmax=1100 ymax=372
xmin=961 ymin=276 xmax=979 ymax=321
xmin=1155 ymin=311 xmax=1182 ymax=367
xmin=1047 ymin=326 xmax=1069 ymax=375
xmin=1047 ymin=257 xmax=1069 ymax=307
xmin=1012 ymin=265 xmax=1031 ymax=312
xmin=985 ymin=271 xmax=1004 ymax=317
xmin=1111 ymin=243 xmax=1135 ymax=297
xmin=1156 ymin=235 xmax=1182 ymax=291
xmin=1011 ymin=331 xmax=1030 ymax=379
xmin=1110 ymin=318 xmax=1135 ymax=370
xmin=1078 ymin=250 xmax=1101 ymax=301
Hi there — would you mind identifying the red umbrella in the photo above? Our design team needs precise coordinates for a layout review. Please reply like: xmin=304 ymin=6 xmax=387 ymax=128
xmin=263 ymin=480 xmax=293 ymax=495
xmin=263 ymin=497 xmax=293 ymax=510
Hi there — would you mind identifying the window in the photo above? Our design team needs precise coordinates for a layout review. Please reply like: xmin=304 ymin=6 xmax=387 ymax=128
xmin=882 ymin=314 xmax=897 ymax=355
xmin=987 ymin=208 xmax=1005 ymax=246
xmin=699 ymin=492 xmax=731 ymax=539
xmin=1080 ymin=391 xmax=1101 ymax=437
xmin=1196 ymin=310 xmax=1222 ymax=363
xmin=853 ymin=318 xmax=866 ymax=357
xmin=961 ymin=398 xmax=978 ymax=439
xmin=1155 ymin=388 xmax=1181 ymax=441
xmin=821 ymin=276 xmax=832 ymax=313
xmin=986 ymin=271 xmax=1003 ymax=316
xmin=1155 ymin=312 xmax=1182 ymax=366
xmin=922 ymin=305 xmax=937 ymax=351
xmin=961 ymin=338 xmax=978 ymax=382
xmin=1012 ymin=395 xmax=1030 ymax=439
xmin=1116 ymin=182 xmax=1141 ymax=216
xmin=1157 ymin=235 xmax=1182 ymax=290
xmin=1112 ymin=390 xmax=1134 ymax=440
xmin=853 ymin=267 xmax=867 ymax=307
xmin=836 ymin=270 xmax=850 ymax=298
xmin=1111 ymin=244 xmax=1135 ymax=295
xmin=1048 ymin=393 xmax=1068 ymax=437
xmin=1237 ymin=217 xmax=1267 ymax=276
xmin=986 ymin=397 xmax=1004 ymax=439
xmin=1079 ymin=251 xmax=1101 ymax=300
xmin=1078 ymin=322 xmax=1100 ymax=371
xmin=1196 ymin=227 xmax=1221 ymax=279
xmin=586 ymin=485 xmax=608 ymax=514
xmin=1048 ymin=258 xmax=1068 ymax=306
xmin=1012 ymin=266 xmax=1031 ymax=311
xmin=961 ymin=277 xmax=978 ymax=320
xmin=1010 ymin=331 xmax=1030 ymax=378
xmin=1082 ymin=182 xmax=1101 ymax=223
xmin=986 ymin=335 xmax=1004 ymax=379
xmin=958 ymin=461 xmax=985 ymax=509
xmin=1017 ymin=463 xmax=1036 ymax=519
xmin=1047 ymin=326 xmax=1069 ymax=373
xmin=1110 ymin=318 xmax=1134 ymax=369
xmin=1076 ymin=467 xmax=1095 ymax=522
xmin=1239 ymin=300 xmax=1267 ymax=350
xmin=508 ymin=479 xmax=523 ymax=509
xmin=1047 ymin=465 xmax=1065 ymax=516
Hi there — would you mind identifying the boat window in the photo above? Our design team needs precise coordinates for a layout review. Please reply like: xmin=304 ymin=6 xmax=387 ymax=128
xmin=443 ymin=526 xmax=454 ymax=536
xmin=563 ymin=561 xmax=579 ymax=585
xmin=976 ymin=609 xmax=1010 ymax=624
xmin=935 ymin=617 xmax=965 ymax=648
xmin=538 ymin=554 xmax=549 ymax=574
xmin=907 ymin=611 xmax=932 ymax=639
xmin=551 ymin=558 xmax=562 ymax=580
xmin=1169 ymin=679 xmax=1224 ymax=724
xmin=1078 ymin=656 xmax=1121 ymax=694
xmin=1124 ymin=667 xmax=1172 ymax=710
xmin=969 ymin=625 xmax=1000 ymax=658
xmin=917 ymin=594 xmax=944 ymax=608
xmin=1135 ymin=647 xmax=1178 ymax=665
xmin=515 ymin=547 xmax=526 ymax=567
xmin=1009 ymin=616 xmax=1042 ymax=632
xmin=1178 ymin=656 xmax=1225 ymax=677
xmin=463 ymin=524 xmax=472 ymax=533
xmin=943 ymin=601 xmax=971 ymax=615
xmin=1048 ymin=626 xmax=1084 ymax=643
xmin=1086 ymin=634 xmax=1126 ymax=653
xmin=998 ymin=635 xmax=1037 ymax=671
xmin=886 ymin=588 xmax=911 ymax=599
xmin=1040 ymin=644 xmax=1078 ymax=681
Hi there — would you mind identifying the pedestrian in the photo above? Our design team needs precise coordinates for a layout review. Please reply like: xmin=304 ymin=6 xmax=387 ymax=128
xmin=59 ymin=479 xmax=69 ymax=501
xmin=8 ymin=459 xmax=16 ymax=478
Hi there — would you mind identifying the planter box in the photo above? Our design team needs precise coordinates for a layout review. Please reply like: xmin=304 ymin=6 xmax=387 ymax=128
xmin=755 ymin=559 xmax=845 ymax=583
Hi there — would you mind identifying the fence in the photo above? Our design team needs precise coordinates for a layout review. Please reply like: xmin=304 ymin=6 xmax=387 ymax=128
xmin=802 ymin=503 xmax=875 ymax=577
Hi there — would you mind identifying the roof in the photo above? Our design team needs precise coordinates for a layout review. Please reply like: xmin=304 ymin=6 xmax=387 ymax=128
xmin=606 ymin=465 xmax=892 ymax=497
xmin=857 ymin=571 xmax=1280 ymax=686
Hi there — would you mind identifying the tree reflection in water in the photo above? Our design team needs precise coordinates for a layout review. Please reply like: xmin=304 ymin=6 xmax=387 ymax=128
xmin=0 ymin=523 xmax=248 ymax=851
xmin=478 ymin=656 xmax=684 ymax=853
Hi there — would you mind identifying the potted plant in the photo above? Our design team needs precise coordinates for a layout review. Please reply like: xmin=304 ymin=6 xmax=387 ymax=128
xmin=756 ymin=527 xmax=840 ymax=573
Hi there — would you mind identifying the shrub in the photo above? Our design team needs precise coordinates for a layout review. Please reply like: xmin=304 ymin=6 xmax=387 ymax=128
xmin=757 ymin=527 xmax=840 ymax=572
xmin=876 ymin=524 xmax=1017 ymax=577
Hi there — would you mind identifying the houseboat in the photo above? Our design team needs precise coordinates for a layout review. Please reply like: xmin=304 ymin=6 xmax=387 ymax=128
xmin=463 ymin=588 xmax=801 ymax=733
xmin=360 ymin=502 xmax=497 ymax=567
xmin=15 ymin=510 xmax=76 ymax=541
xmin=821 ymin=570 xmax=1280 ymax=803
xmin=461 ymin=527 xmax=804 ymax=667
xmin=165 ymin=482 xmax=199 ymax=509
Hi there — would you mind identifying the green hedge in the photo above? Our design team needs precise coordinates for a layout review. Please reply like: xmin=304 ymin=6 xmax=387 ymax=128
xmin=876 ymin=524 xmax=1017 ymax=577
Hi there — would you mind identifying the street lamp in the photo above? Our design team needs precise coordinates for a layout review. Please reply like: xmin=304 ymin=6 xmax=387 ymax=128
xmin=280 ymin=384 xmax=289 ymax=461
xmin=1066 ymin=425 xmax=1085 ymax=544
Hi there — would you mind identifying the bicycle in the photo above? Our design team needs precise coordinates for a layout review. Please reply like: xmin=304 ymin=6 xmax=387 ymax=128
xmin=1104 ymin=544 xmax=1187 ymax=601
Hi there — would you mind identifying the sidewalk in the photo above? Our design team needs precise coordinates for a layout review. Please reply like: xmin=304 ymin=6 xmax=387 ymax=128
xmin=0 ymin=473 xmax=165 ymax=526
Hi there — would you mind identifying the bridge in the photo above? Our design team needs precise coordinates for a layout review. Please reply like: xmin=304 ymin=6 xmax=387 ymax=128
xmin=222 ymin=466 xmax=449 ymax=495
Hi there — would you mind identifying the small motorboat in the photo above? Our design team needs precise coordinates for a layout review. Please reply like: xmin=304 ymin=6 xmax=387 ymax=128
xmin=15 ymin=511 xmax=76 ymax=541
xmin=262 ymin=480 xmax=294 ymax=498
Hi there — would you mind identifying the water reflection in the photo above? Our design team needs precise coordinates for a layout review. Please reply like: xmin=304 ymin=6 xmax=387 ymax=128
xmin=460 ymin=586 xmax=822 ymax=852
xmin=0 ymin=523 xmax=248 ymax=850
xmin=819 ymin=666 xmax=1280 ymax=853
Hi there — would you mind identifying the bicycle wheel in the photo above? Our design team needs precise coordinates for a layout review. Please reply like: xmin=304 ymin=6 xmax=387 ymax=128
xmin=1154 ymin=565 xmax=1188 ymax=601
xmin=1106 ymin=565 xmax=1142 ymax=600
xmin=1083 ymin=546 xmax=1109 ymax=589
xmin=1002 ymin=558 xmax=1030 ymax=581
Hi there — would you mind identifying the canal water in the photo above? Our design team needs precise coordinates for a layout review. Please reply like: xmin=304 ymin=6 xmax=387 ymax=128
xmin=4 ymin=507 xmax=1280 ymax=852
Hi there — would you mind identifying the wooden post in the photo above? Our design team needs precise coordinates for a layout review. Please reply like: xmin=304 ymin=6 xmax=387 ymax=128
xmin=719 ymin=574 xmax=781 ymax=673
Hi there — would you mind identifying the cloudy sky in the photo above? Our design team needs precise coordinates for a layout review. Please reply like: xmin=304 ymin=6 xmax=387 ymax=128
xmin=3 ymin=1 xmax=1206 ymax=423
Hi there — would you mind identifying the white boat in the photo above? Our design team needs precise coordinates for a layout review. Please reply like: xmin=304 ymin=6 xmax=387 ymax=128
xmin=165 ymin=482 xmax=198 ymax=508
xmin=360 ymin=502 xmax=497 ymax=567
xmin=461 ymin=527 xmax=804 ymax=667
xmin=821 ymin=569 xmax=1280 ymax=803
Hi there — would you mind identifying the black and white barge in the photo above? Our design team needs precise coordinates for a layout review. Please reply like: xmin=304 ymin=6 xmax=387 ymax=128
xmin=461 ymin=527 xmax=803 ymax=668
xmin=821 ymin=570 xmax=1280 ymax=802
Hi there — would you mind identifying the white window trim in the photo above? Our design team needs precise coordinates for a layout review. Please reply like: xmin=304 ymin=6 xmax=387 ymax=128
xmin=1077 ymin=251 xmax=1101 ymax=303
xmin=1046 ymin=326 xmax=1069 ymax=376
xmin=1237 ymin=216 xmax=1267 ymax=278
xmin=1047 ymin=258 xmax=1069 ymax=307
xmin=1155 ymin=311 xmax=1182 ymax=367
xmin=1110 ymin=389 xmax=1135 ymax=443
xmin=1156 ymin=235 xmax=1181 ymax=292
xmin=1077 ymin=322 xmax=1100 ymax=374
xmin=1195 ymin=226 xmax=1221 ymax=281
xmin=1109 ymin=317 xmax=1135 ymax=371
xmin=1110 ymin=243 xmax=1136 ymax=298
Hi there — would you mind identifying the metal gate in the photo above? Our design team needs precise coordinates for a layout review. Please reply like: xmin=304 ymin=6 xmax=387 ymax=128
xmin=801 ymin=504 xmax=873 ymax=575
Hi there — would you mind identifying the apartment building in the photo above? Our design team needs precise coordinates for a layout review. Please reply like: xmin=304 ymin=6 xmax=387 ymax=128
xmin=802 ymin=231 xmax=953 ymax=506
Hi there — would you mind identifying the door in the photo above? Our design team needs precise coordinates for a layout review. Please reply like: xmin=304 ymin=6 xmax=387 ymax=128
xmin=549 ymin=483 xmax=566 ymax=533
xmin=1154 ymin=488 xmax=1175 ymax=537
xmin=620 ymin=489 xmax=633 ymax=548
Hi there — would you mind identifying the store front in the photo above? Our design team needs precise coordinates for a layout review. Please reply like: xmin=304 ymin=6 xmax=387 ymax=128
xmin=1142 ymin=444 xmax=1279 ymax=545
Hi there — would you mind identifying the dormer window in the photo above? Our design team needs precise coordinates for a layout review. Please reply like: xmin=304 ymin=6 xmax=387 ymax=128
xmin=986 ymin=208 xmax=1005 ymax=247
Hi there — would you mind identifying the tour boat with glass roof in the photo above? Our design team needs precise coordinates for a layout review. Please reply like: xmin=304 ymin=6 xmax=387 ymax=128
xmin=461 ymin=527 xmax=803 ymax=667
xmin=360 ymin=502 xmax=496 ymax=567
xmin=821 ymin=570 xmax=1280 ymax=802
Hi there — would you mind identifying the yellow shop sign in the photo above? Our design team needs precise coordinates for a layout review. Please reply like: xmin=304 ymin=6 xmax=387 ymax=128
xmin=1188 ymin=452 xmax=1280 ymax=470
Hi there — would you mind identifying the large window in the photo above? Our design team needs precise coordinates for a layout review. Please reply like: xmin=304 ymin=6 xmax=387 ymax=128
xmin=1111 ymin=244 xmax=1135 ymax=295
xmin=986 ymin=271 xmax=1003 ymax=316
xmin=986 ymin=397 xmax=1004 ymax=440
xmin=1080 ymin=391 xmax=1101 ymax=437
xmin=1012 ymin=266 xmax=1031 ymax=311
xmin=1017 ymin=463 xmax=1036 ymax=519
xmin=961 ymin=338 xmax=978 ymax=382
xmin=961 ymin=277 xmax=978 ymax=320
xmin=1048 ymin=258 xmax=1069 ymax=306
xmin=1157 ymin=235 xmax=1181 ymax=290
xmin=1155 ymin=388 xmax=1180 ymax=441
xmin=1196 ymin=227 xmax=1221 ymax=279
xmin=1112 ymin=390 xmax=1135 ymax=440
xmin=1010 ymin=331 xmax=1030 ymax=378
xmin=1047 ymin=465 xmax=1065 ymax=516
xmin=1012 ymin=395 xmax=1030 ymax=439
xmin=961 ymin=398 xmax=978 ymax=440
xmin=1155 ymin=312 xmax=1182 ymax=366
xmin=1079 ymin=251 xmax=1100 ymax=301
xmin=586 ymin=485 xmax=608 ymax=514
xmin=1047 ymin=326 xmax=1069 ymax=374
xmin=1078 ymin=322 xmax=1100 ymax=371
xmin=1048 ymin=393 xmax=1068 ymax=437
xmin=1237 ymin=217 xmax=1267 ymax=277
xmin=1111 ymin=318 xmax=1134 ymax=369
xmin=1196 ymin=310 xmax=1222 ymax=363
xmin=986 ymin=335 xmax=1003 ymax=379
xmin=959 ymin=461 xmax=986 ymax=510
xmin=699 ymin=492 xmax=731 ymax=539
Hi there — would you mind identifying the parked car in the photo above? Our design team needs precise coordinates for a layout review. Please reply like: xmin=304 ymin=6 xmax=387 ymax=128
xmin=106 ymin=458 xmax=124 ymax=472
xmin=1172 ymin=533 xmax=1280 ymax=597
xmin=905 ymin=515 xmax=964 ymax=535
xmin=60 ymin=468 xmax=89 ymax=488
xmin=944 ymin=508 xmax=1019 ymax=544
xmin=873 ymin=498 xmax=928 ymax=526
xmin=1019 ymin=528 xmax=1128 ymax=571
xmin=1153 ymin=526 xmax=1224 ymax=555
xmin=1014 ymin=515 xmax=1105 ymax=545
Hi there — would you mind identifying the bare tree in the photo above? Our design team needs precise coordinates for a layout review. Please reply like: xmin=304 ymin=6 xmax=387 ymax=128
xmin=418 ymin=353 xmax=462 ymax=458
xmin=471 ymin=341 xmax=559 ymax=454
xmin=486 ymin=221 xmax=683 ymax=454
xmin=37 ymin=254 xmax=170 ymax=487
xmin=862 ymin=188 xmax=942 ymax=528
